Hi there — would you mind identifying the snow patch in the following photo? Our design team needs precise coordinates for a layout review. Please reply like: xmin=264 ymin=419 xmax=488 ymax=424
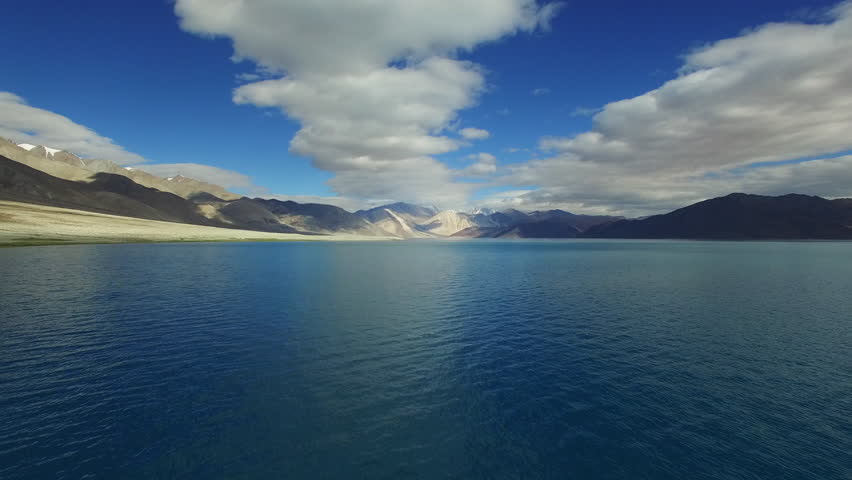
xmin=17 ymin=143 xmax=62 ymax=156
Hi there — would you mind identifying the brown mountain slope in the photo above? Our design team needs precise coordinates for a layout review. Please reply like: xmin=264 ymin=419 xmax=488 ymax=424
xmin=0 ymin=154 xmax=215 ymax=225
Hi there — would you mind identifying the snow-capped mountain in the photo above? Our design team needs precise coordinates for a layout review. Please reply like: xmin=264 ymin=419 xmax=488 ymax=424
xmin=4 ymin=140 xmax=238 ymax=201
xmin=17 ymin=143 xmax=63 ymax=156
xmin=468 ymin=207 xmax=496 ymax=216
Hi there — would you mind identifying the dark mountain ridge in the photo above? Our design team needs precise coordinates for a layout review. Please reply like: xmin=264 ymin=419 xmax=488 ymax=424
xmin=254 ymin=198 xmax=384 ymax=235
xmin=5 ymin=151 xmax=852 ymax=240
xmin=0 ymin=155 xmax=371 ymax=236
xmin=0 ymin=155 xmax=216 ymax=226
xmin=585 ymin=193 xmax=852 ymax=239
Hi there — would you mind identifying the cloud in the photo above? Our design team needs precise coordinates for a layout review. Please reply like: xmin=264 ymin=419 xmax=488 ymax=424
xmin=136 ymin=163 xmax=254 ymax=189
xmin=531 ymin=87 xmax=551 ymax=96
xmin=491 ymin=154 xmax=852 ymax=217
xmin=498 ymin=1 xmax=852 ymax=215
xmin=0 ymin=91 xmax=145 ymax=165
xmin=176 ymin=0 xmax=560 ymax=76
xmin=235 ymin=72 xmax=261 ymax=83
xmin=461 ymin=152 xmax=498 ymax=176
xmin=569 ymin=106 xmax=600 ymax=117
xmin=459 ymin=127 xmax=491 ymax=140
xmin=175 ymin=0 xmax=560 ymax=205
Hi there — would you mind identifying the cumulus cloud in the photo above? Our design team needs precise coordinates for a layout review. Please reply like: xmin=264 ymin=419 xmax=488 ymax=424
xmin=490 ymin=154 xmax=852 ymax=217
xmin=136 ymin=163 xmax=254 ymax=189
xmin=0 ymin=91 xmax=145 ymax=165
xmin=460 ymin=127 xmax=491 ymax=140
xmin=176 ymin=0 xmax=560 ymax=76
xmin=175 ymin=0 xmax=559 ymax=204
xmin=461 ymin=153 xmax=498 ymax=176
xmin=499 ymin=1 xmax=852 ymax=215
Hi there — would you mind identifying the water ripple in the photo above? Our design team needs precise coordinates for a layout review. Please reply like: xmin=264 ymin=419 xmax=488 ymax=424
xmin=0 ymin=241 xmax=850 ymax=479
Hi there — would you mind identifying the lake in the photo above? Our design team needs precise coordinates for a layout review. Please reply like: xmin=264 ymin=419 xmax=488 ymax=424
xmin=0 ymin=240 xmax=850 ymax=479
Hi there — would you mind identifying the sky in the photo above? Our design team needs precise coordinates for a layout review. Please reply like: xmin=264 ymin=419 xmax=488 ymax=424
xmin=2 ymin=0 xmax=852 ymax=216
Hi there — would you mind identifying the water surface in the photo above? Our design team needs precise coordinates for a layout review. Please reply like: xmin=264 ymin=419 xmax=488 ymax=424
xmin=1 ymin=240 xmax=850 ymax=479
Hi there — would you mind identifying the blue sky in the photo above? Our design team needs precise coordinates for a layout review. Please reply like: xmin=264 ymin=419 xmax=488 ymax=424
xmin=2 ymin=0 xmax=851 ymax=215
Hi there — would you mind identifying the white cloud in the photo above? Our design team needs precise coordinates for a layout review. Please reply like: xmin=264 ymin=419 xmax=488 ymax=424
xmin=235 ymin=58 xmax=483 ymax=167
xmin=175 ymin=0 xmax=560 ymax=204
xmin=461 ymin=152 xmax=498 ymax=176
xmin=499 ymin=1 xmax=852 ymax=215
xmin=235 ymin=72 xmax=261 ymax=83
xmin=493 ymin=154 xmax=852 ymax=217
xmin=569 ymin=106 xmax=600 ymax=117
xmin=459 ymin=127 xmax=491 ymax=140
xmin=0 ymin=91 xmax=145 ymax=165
xmin=176 ymin=0 xmax=560 ymax=76
xmin=136 ymin=163 xmax=254 ymax=189
xmin=531 ymin=87 xmax=551 ymax=96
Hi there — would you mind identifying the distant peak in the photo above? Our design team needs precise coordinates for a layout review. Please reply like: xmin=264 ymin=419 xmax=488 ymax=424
xmin=468 ymin=207 xmax=496 ymax=215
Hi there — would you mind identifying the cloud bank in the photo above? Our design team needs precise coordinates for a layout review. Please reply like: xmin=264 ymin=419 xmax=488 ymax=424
xmin=497 ymin=1 xmax=852 ymax=215
xmin=137 ymin=163 xmax=254 ymax=190
xmin=0 ymin=92 xmax=144 ymax=165
xmin=175 ymin=0 xmax=559 ymax=207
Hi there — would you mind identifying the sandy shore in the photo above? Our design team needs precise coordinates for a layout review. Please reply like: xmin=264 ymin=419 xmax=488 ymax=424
xmin=0 ymin=201 xmax=393 ymax=247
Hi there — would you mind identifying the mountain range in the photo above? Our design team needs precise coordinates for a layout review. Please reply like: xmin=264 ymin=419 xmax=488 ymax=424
xmin=2 ymin=138 xmax=852 ymax=240
xmin=585 ymin=193 xmax=852 ymax=240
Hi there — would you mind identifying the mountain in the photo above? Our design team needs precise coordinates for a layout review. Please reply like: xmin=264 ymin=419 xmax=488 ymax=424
xmin=0 ymin=138 xmax=238 ymax=201
xmin=527 ymin=210 xmax=622 ymax=232
xmin=585 ymin=193 xmax=852 ymax=239
xmin=215 ymin=198 xmax=300 ymax=233
xmin=488 ymin=209 xmax=529 ymax=227
xmin=419 ymin=210 xmax=486 ymax=236
xmin=356 ymin=202 xmax=438 ymax=238
xmin=0 ymin=154 xmax=217 ymax=226
xmin=468 ymin=207 xmax=496 ymax=216
xmin=453 ymin=222 xmax=583 ymax=239
xmin=0 ymin=153 xmax=388 ymax=236
xmin=251 ymin=198 xmax=388 ymax=236
xmin=11 ymin=138 xmax=851 ymax=241
xmin=372 ymin=208 xmax=434 ymax=238
xmin=452 ymin=209 xmax=622 ymax=238
xmin=357 ymin=202 xmax=438 ymax=223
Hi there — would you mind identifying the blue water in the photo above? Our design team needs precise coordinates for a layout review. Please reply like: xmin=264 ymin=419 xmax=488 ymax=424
xmin=1 ymin=240 xmax=850 ymax=479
